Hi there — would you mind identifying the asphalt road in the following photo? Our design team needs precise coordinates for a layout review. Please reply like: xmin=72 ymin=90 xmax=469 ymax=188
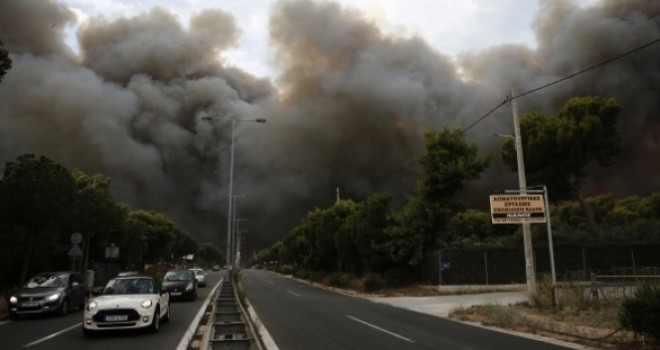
xmin=241 ymin=269 xmax=573 ymax=350
xmin=0 ymin=270 xmax=226 ymax=350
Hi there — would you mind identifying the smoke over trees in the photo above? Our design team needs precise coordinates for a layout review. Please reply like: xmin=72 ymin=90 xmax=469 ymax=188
xmin=0 ymin=0 xmax=658 ymax=253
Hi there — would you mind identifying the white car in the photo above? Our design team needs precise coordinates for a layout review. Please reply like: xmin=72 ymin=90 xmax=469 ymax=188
xmin=189 ymin=268 xmax=207 ymax=287
xmin=82 ymin=274 xmax=170 ymax=336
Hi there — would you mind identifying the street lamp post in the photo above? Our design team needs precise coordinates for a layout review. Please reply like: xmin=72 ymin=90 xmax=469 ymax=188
xmin=234 ymin=218 xmax=248 ymax=267
xmin=202 ymin=115 xmax=266 ymax=269
xmin=227 ymin=119 xmax=236 ymax=268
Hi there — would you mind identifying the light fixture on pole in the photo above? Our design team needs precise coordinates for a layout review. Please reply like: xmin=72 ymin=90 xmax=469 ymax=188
xmin=202 ymin=115 xmax=266 ymax=269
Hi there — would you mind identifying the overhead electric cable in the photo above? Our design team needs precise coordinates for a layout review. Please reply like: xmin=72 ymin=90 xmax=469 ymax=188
xmin=326 ymin=37 xmax=660 ymax=201
xmin=464 ymin=36 xmax=660 ymax=132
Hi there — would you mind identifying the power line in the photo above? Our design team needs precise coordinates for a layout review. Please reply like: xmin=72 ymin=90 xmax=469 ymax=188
xmin=346 ymin=36 xmax=660 ymax=197
xmin=464 ymin=36 xmax=660 ymax=132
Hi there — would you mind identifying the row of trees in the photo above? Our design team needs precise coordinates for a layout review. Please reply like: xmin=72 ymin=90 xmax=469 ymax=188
xmin=250 ymin=96 xmax=658 ymax=283
xmin=0 ymin=154 xmax=225 ymax=287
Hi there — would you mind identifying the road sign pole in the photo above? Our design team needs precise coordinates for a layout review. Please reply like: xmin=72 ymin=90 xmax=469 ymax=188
xmin=543 ymin=185 xmax=558 ymax=307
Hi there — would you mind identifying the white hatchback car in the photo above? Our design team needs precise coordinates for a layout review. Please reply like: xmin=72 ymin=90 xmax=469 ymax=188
xmin=83 ymin=275 xmax=170 ymax=336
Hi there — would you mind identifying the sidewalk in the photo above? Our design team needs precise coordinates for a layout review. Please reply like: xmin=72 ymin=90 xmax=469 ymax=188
xmin=368 ymin=291 xmax=528 ymax=317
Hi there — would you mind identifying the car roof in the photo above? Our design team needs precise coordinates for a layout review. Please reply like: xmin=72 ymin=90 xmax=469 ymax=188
xmin=34 ymin=271 xmax=76 ymax=276
xmin=112 ymin=274 xmax=157 ymax=280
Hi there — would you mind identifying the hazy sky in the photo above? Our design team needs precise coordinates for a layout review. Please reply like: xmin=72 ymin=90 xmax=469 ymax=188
xmin=2 ymin=0 xmax=656 ymax=253
xmin=58 ymin=0 xmax=597 ymax=78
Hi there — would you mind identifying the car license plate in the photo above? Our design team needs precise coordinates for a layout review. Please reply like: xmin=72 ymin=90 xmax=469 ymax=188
xmin=22 ymin=301 xmax=39 ymax=307
xmin=105 ymin=315 xmax=128 ymax=322
xmin=171 ymin=292 xmax=181 ymax=296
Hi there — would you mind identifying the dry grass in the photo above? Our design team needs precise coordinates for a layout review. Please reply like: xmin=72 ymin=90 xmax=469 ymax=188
xmin=450 ymin=303 xmax=648 ymax=349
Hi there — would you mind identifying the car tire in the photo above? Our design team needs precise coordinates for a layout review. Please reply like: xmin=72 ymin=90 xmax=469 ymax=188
xmin=163 ymin=302 xmax=170 ymax=323
xmin=58 ymin=299 xmax=69 ymax=316
xmin=148 ymin=308 xmax=160 ymax=333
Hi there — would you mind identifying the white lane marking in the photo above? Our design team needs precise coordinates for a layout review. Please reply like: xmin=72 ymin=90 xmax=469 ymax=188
xmin=0 ymin=321 xmax=10 ymax=326
xmin=22 ymin=322 xmax=81 ymax=348
xmin=347 ymin=315 xmax=415 ymax=343
xmin=287 ymin=290 xmax=301 ymax=297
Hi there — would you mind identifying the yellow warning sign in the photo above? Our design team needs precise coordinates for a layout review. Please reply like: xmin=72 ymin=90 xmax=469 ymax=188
xmin=489 ymin=194 xmax=546 ymax=224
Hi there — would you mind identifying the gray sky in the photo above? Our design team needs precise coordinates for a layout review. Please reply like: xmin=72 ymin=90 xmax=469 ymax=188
xmin=2 ymin=0 xmax=656 ymax=253
xmin=59 ymin=0 xmax=596 ymax=78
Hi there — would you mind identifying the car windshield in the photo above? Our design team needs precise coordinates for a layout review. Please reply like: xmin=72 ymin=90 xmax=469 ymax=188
xmin=103 ymin=278 xmax=154 ymax=295
xmin=193 ymin=270 xmax=204 ymax=276
xmin=25 ymin=274 xmax=66 ymax=288
xmin=164 ymin=271 xmax=191 ymax=281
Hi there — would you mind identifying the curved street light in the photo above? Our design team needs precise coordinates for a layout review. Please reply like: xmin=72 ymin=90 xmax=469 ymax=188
xmin=202 ymin=115 xmax=266 ymax=268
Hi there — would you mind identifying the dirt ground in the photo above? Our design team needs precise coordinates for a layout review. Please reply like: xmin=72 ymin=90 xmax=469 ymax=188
xmin=449 ymin=302 xmax=654 ymax=349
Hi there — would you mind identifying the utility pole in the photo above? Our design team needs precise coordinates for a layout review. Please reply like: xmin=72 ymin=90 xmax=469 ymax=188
xmin=511 ymin=91 xmax=537 ymax=301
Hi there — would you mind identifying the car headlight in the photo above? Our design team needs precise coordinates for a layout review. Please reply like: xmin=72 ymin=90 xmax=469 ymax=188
xmin=185 ymin=282 xmax=194 ymax=291
xmin=9 ymin=296 xmax=17 ymax=304
xmin=141 ymin=299 xmax=153 ymax=309
xmin=45 ymin=293 xmax=62 ymax=302
xmin=86 ymin=301 xmax=97 ymax=311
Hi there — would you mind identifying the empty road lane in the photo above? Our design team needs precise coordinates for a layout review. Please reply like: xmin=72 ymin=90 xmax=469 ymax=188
xmin=241 ymin=269 xmax=574 ymax=350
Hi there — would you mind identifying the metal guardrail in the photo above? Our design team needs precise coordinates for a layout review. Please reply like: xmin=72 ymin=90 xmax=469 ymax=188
xmin=207 ymin=278 xmax=264 ymax=350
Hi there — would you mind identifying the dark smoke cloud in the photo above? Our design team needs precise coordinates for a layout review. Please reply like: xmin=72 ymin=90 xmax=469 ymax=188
xmin=0 ymin=0 xmax=658 ymax=254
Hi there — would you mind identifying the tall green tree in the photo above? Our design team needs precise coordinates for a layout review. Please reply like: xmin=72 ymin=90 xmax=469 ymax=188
xmin=70 ymin=170 xmax=123 ymax=269
xmin=500 ymin=96 xmax=622 ymax=237
xmin=172 ymin=229 xmax=199 ymax=260
xmin=341 ymin=193 xmax=395 ymax=274
xmin=126 ymin=210 xmax=176 ymax=263
xmin=0 ymin=154 xmax=77 ymax=284
xmin=196 ymin=242 xmax=226 ymax=267
xmin=0 ymin=39 xmax=11 ymax=82
xmin=386 ymin=127 xmax=491 ymax=267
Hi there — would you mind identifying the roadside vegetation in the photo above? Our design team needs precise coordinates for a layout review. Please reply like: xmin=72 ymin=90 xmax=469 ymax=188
xmin=0 ymin=154 xmax=226 ymax=295
xmin=451 ymin=278 xmax=660 ymax=349
xmin=248 ymin=96 xmax=660 ymax=287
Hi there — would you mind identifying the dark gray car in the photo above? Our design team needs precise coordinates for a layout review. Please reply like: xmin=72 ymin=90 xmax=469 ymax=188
xmin=8 ymin=271 xmax=87 ymax=319
xmin=162 ymin=270 xmax=197 ymax=301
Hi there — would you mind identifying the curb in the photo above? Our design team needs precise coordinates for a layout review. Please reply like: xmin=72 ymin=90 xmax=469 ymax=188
xmin=176 ymin=279 xmax=222 ymax=350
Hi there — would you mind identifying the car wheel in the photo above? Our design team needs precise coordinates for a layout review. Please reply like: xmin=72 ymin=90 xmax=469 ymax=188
xmin=148 ymin=308 xmax=160 ymax=333
xmin=58 ymin=299 xmax=69 ymax=316
xmin=163 ymin=302 xmax=170 ymax=323
xmin=82 ymin=327 xmax=96 ymax=338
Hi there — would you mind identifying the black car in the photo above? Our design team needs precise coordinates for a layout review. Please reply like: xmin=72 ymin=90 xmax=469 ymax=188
xmin=8 ymin=271 xmax=87 ymax=319
xmin=161 ymin=270 xmax=197 ymax=301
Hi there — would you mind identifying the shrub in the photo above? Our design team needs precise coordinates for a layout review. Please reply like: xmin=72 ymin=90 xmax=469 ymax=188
xmin=328 ymin=272 xmax=350 ymax=288
xmin=383 ymin=268 xmax=414 ymax=288
xmin=619 ymin=283 xmax=660 ymax=343
xmin=362 ymin=273 xmax=385 ymax=292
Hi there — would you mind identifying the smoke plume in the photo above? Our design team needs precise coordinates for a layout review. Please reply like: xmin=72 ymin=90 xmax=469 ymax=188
xmin=0 ymin=0 xmax=658 ymax=254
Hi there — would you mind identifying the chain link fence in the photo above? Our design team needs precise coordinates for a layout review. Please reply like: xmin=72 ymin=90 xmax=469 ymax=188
xmin=421 ymin=245 xmax=660 ymax=285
